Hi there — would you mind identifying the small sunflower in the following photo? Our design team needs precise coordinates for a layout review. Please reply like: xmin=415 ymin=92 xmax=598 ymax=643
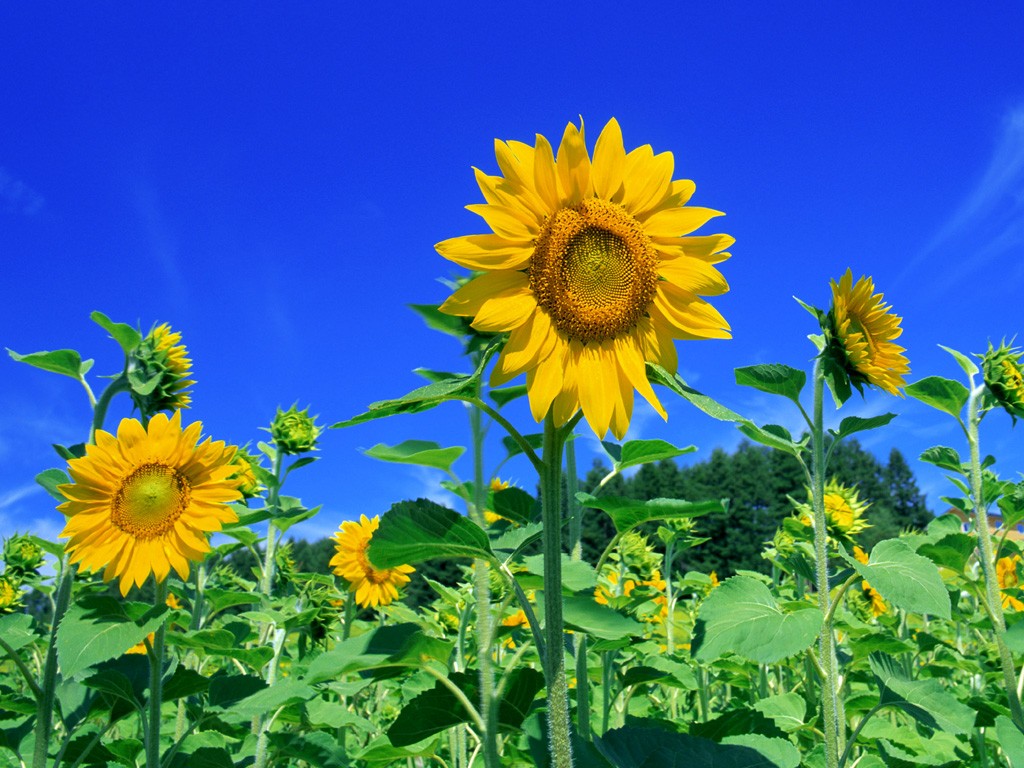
xmin=0 ymin=575 xmax=22 ymax=613
xmin=438 ymin=118 xmax=732 ymax=439
xmin=853 ymin=545 xmax=887 ymax=618
xmin=825 ymin=270 xmax=909 ymax=396
xmin=997 ymin=554 xmax=1024 ymax=611
xmin=58 ymin=411 xmax=241 ymax=597
xmin=129 ymin=323 xmax=195 ymax=413
xmin=981 ymin=341 xmax=1024 ymax=422
xmin=330 ymin=515 xmax=415 ymax=609
xmin=797 ymin=480 xmax=870 ymax=541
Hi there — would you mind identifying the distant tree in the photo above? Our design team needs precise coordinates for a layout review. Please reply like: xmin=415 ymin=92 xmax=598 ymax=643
xmin=885 ymin=448 xmax=933 ymax=531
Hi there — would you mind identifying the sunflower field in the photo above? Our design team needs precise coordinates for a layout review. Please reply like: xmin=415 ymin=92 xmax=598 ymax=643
xmin=4 ymin=118 xmax=1024 ymax=768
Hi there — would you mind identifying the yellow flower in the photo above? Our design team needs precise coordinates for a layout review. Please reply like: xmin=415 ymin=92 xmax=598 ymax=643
xmin=503 ymin=609 xmax=529 ymax=628
xmin=438 ymin=118 xmax=732 ymax=439
xmin=330 ymin=515 xmax=415 ymax=609
xmin=982 ymin=341 xmax=1024 ymax=422
xmin=130 ymin=323 xmax=195 ymax=413
xmin=822 ymin=480 xmax=871 ymax=537
xmin=826 ymin=270 xmax=909 ymax=396
xmin=228 ymin=447 xmax=265 ymax=500
xmin=126 ymin=633 xmax=154 ymax=655
xmin=0 ymin=575 xmax=22 ymax=613
xmin=998 ymin=555 xmax=1024 ymax=611
xmin=483 ymin=478 xmax=513 ymax=525
xmin=58 ymin=411 xmax=241 ymax=597
xmin=853 ymin=545 xmax=887 ymax=617
xmin=708 ymin=571 xmax=720 ymax=589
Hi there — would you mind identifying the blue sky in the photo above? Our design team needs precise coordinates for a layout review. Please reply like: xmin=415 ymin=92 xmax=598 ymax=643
xmin=2 ymin=3 xmax=1023 ymax=545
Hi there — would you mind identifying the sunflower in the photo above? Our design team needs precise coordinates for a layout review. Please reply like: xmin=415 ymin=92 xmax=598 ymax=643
xmin=438 ymin=118 xmax=732 ymax=439
xmin=826 ymin=270 xmax=909 ymax=396
xmin=981 ymin=341 xmax=1024 ymax=422
xmin=129 ymin=323 xmax=195 ymax=413
xmin=853 ymin=545 xmax=887 ymax=618
xmin=997 ymin=554 xmax=1024 ymax=611
xmin=330 ymin=515 xmax=415 ymax=609
xmin=0 ymin=575 xmax=22 ymax=613
xmin=58 ymin=411 xmax=241 ymax=597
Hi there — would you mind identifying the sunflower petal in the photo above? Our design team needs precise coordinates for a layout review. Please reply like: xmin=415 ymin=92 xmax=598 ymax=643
xmin=642 ymin=206 xmax=724 ymax=237
xmin=592 ymin=118 xmax=626 ymax=200
xmin=556 ymin=119 xmax=590 ymax=205
xmin=439 ymin=270 xmax=529 ymax=317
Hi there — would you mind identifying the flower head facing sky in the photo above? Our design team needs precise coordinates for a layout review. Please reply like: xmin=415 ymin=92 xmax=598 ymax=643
xmin=58 ymin=411 xmax=241 ymax=596
xmin=438 ymin=118 xmax=732 ymax=439
xmin=825 ymin=270 xmax=909 ymax=397
xmin=330 ymin=514 xmax=414 ymax=609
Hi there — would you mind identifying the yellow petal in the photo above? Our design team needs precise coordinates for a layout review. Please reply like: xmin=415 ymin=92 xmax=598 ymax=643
xmin=658 ymin=257 xmax=730 ymax=297
xmin=552 ymin=342 xmax=583 ymax=427
xmin=615 ymin=335 xmax=667 ymax=420
xmin=440 ymin=270 xmax=528 ymax=317
xmin=527 ymin=343 xmax=565 ymax=423
xmin=465 ymin=203 xmax=537 ymax=239
xmin=556 ymin=120 xmax=590 ymax=205
xmin=532 ymin=133 xmax=561 ymax=212
xmin=492 ymin=308 xmax=558 ymax=384
xmin=653 ymin=282 xmax=731 ymax=340
xmin=592 ymin=118 xmax=626 ymax=200
xmin=642 ymin=206 xmax=724 ymax=237
xmin=621 ymin=148 xmax=673 ymax=214
xmin=474 ymin=167 xmax=547 ymax=221
xmin=653 ymin=234 xmax=735 ymax=262
xmin=471 ymin=283 xmax=538 ymax=333
xmin=577 ymin=340 xmax=616 ymax=438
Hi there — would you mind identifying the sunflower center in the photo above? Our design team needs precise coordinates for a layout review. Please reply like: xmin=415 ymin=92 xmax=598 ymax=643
xmin=111 ymin=463 xmax=190 ymax=539
xmin=531 ymin=198 xmax=658 ymax=343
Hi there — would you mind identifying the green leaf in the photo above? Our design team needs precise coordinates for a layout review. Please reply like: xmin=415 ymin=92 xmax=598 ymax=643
xmin=917 ymin=533 xmax=976 ymax=573
xmin=304 ymin=624 xmax=451 ymax=684
xmin=90 ymin=311 xmax=142 ymax=354
xmin=267 ymin=731 xmax=349 ymax=768
xmin=752 ymin=693 xmax=808 ymax=733
xmin=229 ymin=678 xmax=314 ymax=719
xmin=647 ymin=364 xmax=745 ymax=422
xmin=693 ymin=575 xmax=821 ymax=664
xmin=576 ymin=492 xmax=722 ymax=534
xmin=829 ymin=413 xmax=897 ymax=440
xmin=597 ymin=724 xmax=800 ymax=768
xmin=559 ymin=595 xmax=645 ymax=641
xmin=491 ymin=486 xmax=536 ymax=525
xmin=919 ymin=445 xmax=963 ymax=474
xmin=735 ymin=364 xmax=807 ymax=404
xmin=82 ymin=669 xmax=140 ymax=707
xmin=608 ymin=439 xmax=697 ymax=472
xmin=490 ymin=384 xmax=527 ymax=407
xmin=368 ymin=498 xmax=493 ymax=568
xmin=356 ymin=736 xmax=441 ymax=765
xmin=7 ymin=348 xmax=93 ymax=379
xmin=721 ymin=735 xmax=800 ymax=768
xmin=272 ymin=503 xmax=322 ymax=534
xmin=843 ymin=539 xmax=951 ymax=619
xmin=905 ymin=376 xmax=970 ymax=418
xmin=364 ymin=440 xmax=466 ymax=472
xmin=35 ymin=468 xmax=71 ymax=502
xmin=737 ymin=421 xmax=805 ymax=457
xmin=0 ymin=614 xmax=37 ymax=654
xmin=870 ymin=653 xmax=974 ymax=734
xmin=939 ymin=344 xmax=979 ymax=377
xmin=408 ymin=303 xmax=467 ymax=339
xmin=57 ymin=599 xmax=169 ymax=679
xmin=161 ymin=668 xmax=210 ymax=701
xmin=502 ymin=432 xmax=543 ymax=460
xmin=996 ymin=715 xmax=1024 ymax=767
xmin=521 ymin=554 xmax=597 ymax=592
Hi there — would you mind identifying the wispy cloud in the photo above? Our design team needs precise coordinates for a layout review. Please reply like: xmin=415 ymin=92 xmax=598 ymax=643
xmin=0 ymin=482 xmax=44 ymax=512
xmin=0 ymin=167 xmax=44 ymax=215
xmin=898 ymin=106 xmax=1024 ymax=297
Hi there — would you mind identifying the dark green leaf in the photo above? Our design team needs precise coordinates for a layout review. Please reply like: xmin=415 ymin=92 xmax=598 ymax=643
xmin=870 ymin=653 xmax=974 ymax=734
xmin=829 ymin=413 xmax=897 ymax=440
xmin=368 ymin=498 xmax=494 ymax=568
xmin=364 ymin=440 xmax=466 ymax=472
xmin=576 ymin=492 xmax=722 ymax=534
xmin=408 ymin=303 xmax=467 ymax=339
xmin=597 ymin=724 xmax=799 ymax=768
xmin=35 ymin=468 xmax=70 ymax=502
xmin=919 ymin=445 xmax=963 ymax=474
xmin=491 ymin=486 xmax=537 ymax=525
xmin=612 ymin=439 xmax=697 ymax=472
xmin=490 ymin=384 xmax=527 ymax=407
xmin=560 ymin=595 xmax=645 ymax=640
xmin=735 ymin=364 xmax=806 ymax=404
xmin=161 ymin=668 xmax=210 ymax=701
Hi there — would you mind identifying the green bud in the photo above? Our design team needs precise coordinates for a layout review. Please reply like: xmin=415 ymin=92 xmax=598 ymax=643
xmin=982 ymin=341 xmax=1024 ymax=422
xmin=229 ymin=446 xmax=266 ymax=499
xmin=269 ymin=404 xmax=321 ymax=455
xmin=3 ymin=533 xmax=45 ymax=577
xmin=127 ymin=323 xmax=195 ymax=414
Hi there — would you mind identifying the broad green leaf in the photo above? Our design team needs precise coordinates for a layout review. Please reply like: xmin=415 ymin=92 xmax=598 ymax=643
xmin=304 ymin=624 xmax=451 ymax=684
xmin=919 ymin=445 xmax=963 ymax=474
xmin=36 ymin=468 xmax=71 ymax=502
xmin=229 ymin=678 xmax=314 ymax=719
xmin=161 ymin=668 xmax=210 ymax=701
xmin=408 ymin=303 xmax=467 ymax=339
xmin=490 ymin=521 xmax=543 ymax=558
xmin=207 ymin=674 xmax=267 ymax=708
xmin=364 ymin=440 xmax=466 ymax=472
xmin=559 ymin=595 xmax=645 ymax=641
xmin=735 ymin=364 xmax=806 ymax=404
xmin=738 ymin=421 xmax=805 ymax=457
xmin=843 ymin=539 xmax=951 ymax=618
xmin=693 ymin=575 xmax=821 ymax=664
xmin=917 ymin=533 xmax=975 ymax=573
xmin=7 ymin=348 xmax=93 ymax=379
xmin=597 ymin=724 xmax=799 ymax=768
xmin=521 ymin=554 xmax=597 ymax=592
xmin=752 ymin=693 xmax=808 ymax=733
xmin=721 ymin=735 xmax=799 ymax=768
xmin=305 ymin=699 xmax=376 ymax=731
xmin=607 ymin=439 xmax=697 ymax=472
xmin=491 ymin=486 xmax=536 ymax=525
xmin=90 ymin=311 xmax=142 ymax=354
xmin=272 ymin=503 xmax=322 ymax=534
xmin=0 ymin=613 xmax=37 ymax=654
xmin=167 ymin=747 xmax=236 ymax=768
xmin=996 ymin=715 xmax=1024 ymax=767
xmin=870 ymin=653 xmax=974 ymax=734
xmin=690 ymin=708 xmax=784 ymax=740
xmin=57 ymin=600 xmax=168 ymax=679
xmin=647 ymin=364 xmax=745 ymax=422
xmin=356 ymin=736 xmax=441 ymax=765
xmin=268 ymin=731 xmax=349 ymax=768
xmin=576 ymin=492 xmax=722 ymax=534
xmin=999 ymin=481 xmax=1024 ymax=528
xmin=82 ymin=669 xmax=140 ymax=707
xmin=368 ymin=499 xmax=494 ymax=568
xmin=829 ymin=413 xmax=897 ymax=440
xmin=490 ymin=384 xmax=527 ymax=407
xmin=905 ymin=376 xmax=969 ymax=418
xmin=939 ymin=344 xmax=979 ymax=377
xmin=412 ymin=367 xmax=464 ymax=383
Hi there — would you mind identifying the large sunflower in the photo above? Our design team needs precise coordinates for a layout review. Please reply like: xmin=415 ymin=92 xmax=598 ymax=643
xmin=438 ymin=118 xmax=731 ymax=439
xmin=58 ymin=411 xmax=241 ymax=596
xmin=826 ymin=270 xmax=909 ymax=396
xmin=330 ymin=515 xmax=414 ymax=608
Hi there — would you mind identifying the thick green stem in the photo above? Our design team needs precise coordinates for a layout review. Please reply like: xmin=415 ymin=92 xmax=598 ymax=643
xmin=145 ymin=580 xmax=169 ymax=768
xmin=810 ymin=358 xmax=843 ymax=768
xmin=32 ymin=553 xmax=74 ymax=768
xmin=967 ymin=385 xmax=1024 ymax=729
xmin=253 ymin=624 xmax=288 ymax=768
xmin=87 ymin=376 xmax=129 ymax=442
xmin=259 ymin=450 xmax=285 ymax=599
xmin=541 ymin=415 xmax=574 ymax=765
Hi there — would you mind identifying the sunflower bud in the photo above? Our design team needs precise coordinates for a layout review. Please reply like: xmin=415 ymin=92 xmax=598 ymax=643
xmin=228 ymin=447 xmax=266 ymax=500
xmin=2 ymin=534 xmax=45 ymax=578
xmin=269 ymin=405 xmax=321 ymax=455
xmin=982 ymin=342 xmax=1024 ymax=422
xmin=128 ymin=323 xmax=195 ymax=414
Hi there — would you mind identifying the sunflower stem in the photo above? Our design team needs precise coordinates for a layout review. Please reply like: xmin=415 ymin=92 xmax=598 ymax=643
xmin=541 ymin=415 xmax=574 ymax=766
xmin=259 ymin=448 xmax=285 ymax=600
xmin=32 ymin=552 xmax=74 ymax=768
xmin=145 ymin=579 xmax=169 ymax=768
xmin=87 ymin=375 xmax=129 ymax=442
xmin=966 ymin=383 xmax=1024 ymax=730
xmin=810 ymin=357 xmax=843 ymax=768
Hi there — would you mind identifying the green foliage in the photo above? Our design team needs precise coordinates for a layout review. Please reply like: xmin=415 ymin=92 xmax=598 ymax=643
xmin=368 ymin=498 xmax=494 ymax=568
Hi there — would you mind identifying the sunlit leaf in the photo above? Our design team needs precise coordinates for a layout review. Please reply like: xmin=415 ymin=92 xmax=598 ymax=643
xmin=364 ymin=440 xmax=466 ymax=472
xmin=368 ymin=499 xmax=494 ymax=568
